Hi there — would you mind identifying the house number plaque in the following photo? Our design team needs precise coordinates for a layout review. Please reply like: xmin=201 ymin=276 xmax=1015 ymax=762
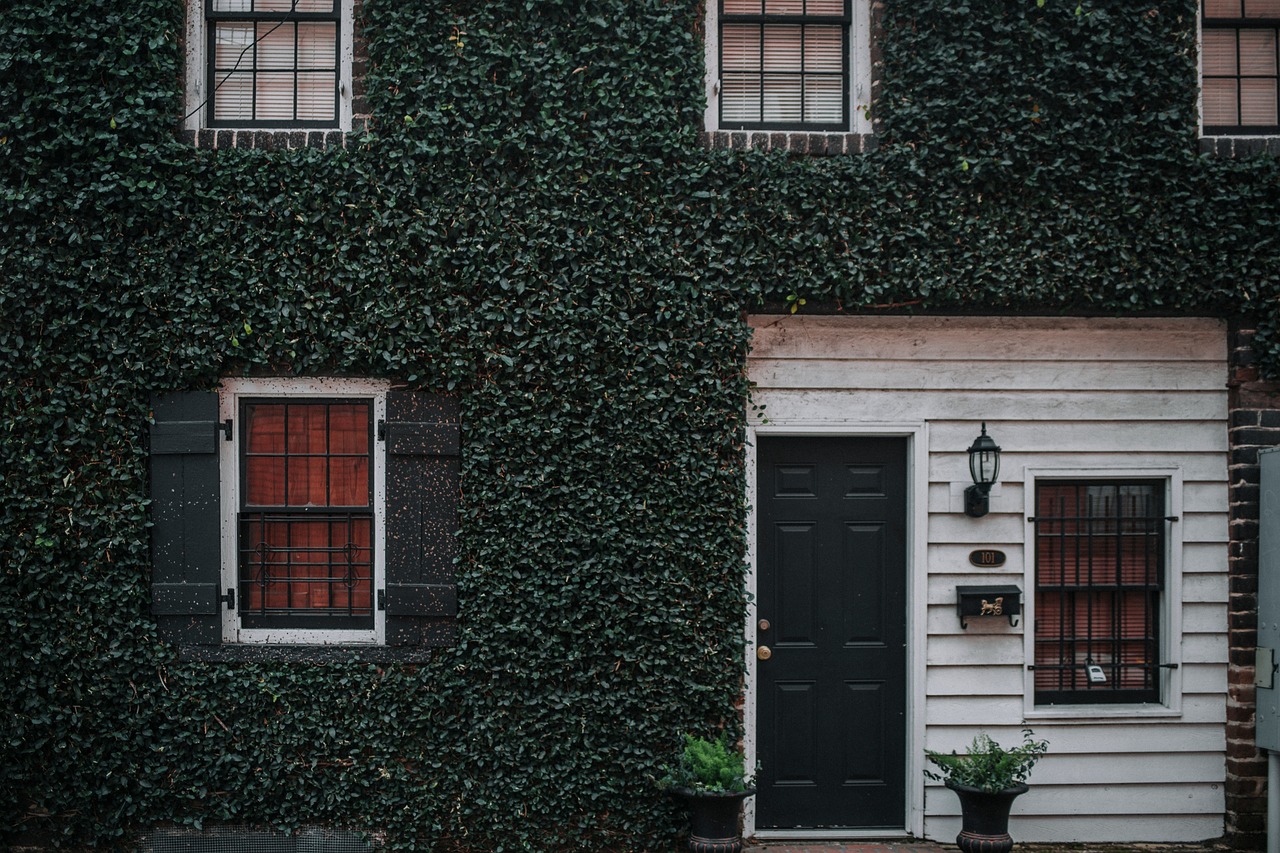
xmin=968 ymin=549 xmax=1006 ymax=568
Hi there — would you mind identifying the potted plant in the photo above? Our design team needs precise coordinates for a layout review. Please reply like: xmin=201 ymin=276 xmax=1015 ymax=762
xmin=661 ymin=732 xmax=756 ymax=853
xmin=925 ymin=729 xmax=1048 ymax=853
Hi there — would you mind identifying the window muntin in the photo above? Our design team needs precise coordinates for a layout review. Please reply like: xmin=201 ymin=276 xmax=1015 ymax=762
xmin=205 ymin=0 xmax=341 ymax=128
xmin=1033 ymin=481 xmax=1165 ymax=705
xmin=719 ymin=0 xmax=851 ymax=131
xmin=1202 ymin=0 xmax=1280 ymax=133
xmin=238 ymin=399 xmax=374 ymax=630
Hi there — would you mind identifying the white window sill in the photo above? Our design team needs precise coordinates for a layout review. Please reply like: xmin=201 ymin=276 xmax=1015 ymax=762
xmin=1024 ymin=703 xmax=1181 ymax=722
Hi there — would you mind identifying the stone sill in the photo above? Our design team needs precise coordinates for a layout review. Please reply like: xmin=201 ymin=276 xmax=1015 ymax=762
xmin=702 ymin=129 xmax=877 ymax=155
xmin=1201 ymin=135 xmax=1280 ymax=157
xmin=182 ymin=118 xmax=369 ymax=151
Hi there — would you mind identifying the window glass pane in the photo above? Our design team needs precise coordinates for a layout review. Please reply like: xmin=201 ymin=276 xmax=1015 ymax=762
xmin=246 ymin=457 xmax=285 ymax=505
xmin=761 ymin=74 xmax=803 ymax=122
xmin=286 ymin=403 xmax=328 ymax=454
xmin=240 ymin=516 xmax=372 ymax=615
xmin=245 ymin=404 xmax=285 ymax=452
xmin=256 ymin=0 xmax=336 ymax=11
xmin=1242 ymin=77 xmax=1279 ymax=122
xmin=329 ymin=404 xmax=369 ymax=454
xmin=766 ymin=0 xmax=805 ymax=14
xmin=804 ymin=75 xmax=844 ymax=123
xmin=211 ymin=0 xmax=252 ymax=11
xmin=256 ymin=22 xmax=297 ymax=69
xmin=297 ymin=22 xmax=337 ymax=68
xmin=804 ymin=25 xmax=843 ymax=71
xmin=1203 ymin=29 xmax=1239 ymax=75
xmin=721 ymin=74 xmax=762 ymax=122
xmin=762 ymin=25 xmax=802 ymax=71
xmin=1240 ymin=28 xmax=1278 ymax=73
xmin=722 ymin=23 xmax=761 ymax=71
xmin=214 ymin=22 xmax=255 ymax=71
xmin=287 ymin=455 xmax=328 ymax=506
xmin=723 ymin=0 xmax=762 ymax=12
xmin=255 ymin=71 xmax=297 ymax=119
xmin=330 ymin=456 xmax=369 ymax=506
xmin=805 ymin=0 xmax=846 ymax=13
xmin=1246 ymin=0 xmax=1280 ymax=16
xmin=1203 ymin=77 xmax=1240 ymax=124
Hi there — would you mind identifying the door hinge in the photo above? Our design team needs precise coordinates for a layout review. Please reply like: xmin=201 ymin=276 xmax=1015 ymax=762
xmin=219 ymin=418 xmax=233 ymax=441
xmin=377 ymin=589 xmax=386 ymax=611
xmin=377 ymin=419 xmax=387 ymax=442
xmin=221 ymin=587 xmax=236 ymax=610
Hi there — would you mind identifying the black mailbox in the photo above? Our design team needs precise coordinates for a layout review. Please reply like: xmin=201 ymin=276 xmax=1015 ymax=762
xmin=956 ymin=585 xmax=1021 ymax=629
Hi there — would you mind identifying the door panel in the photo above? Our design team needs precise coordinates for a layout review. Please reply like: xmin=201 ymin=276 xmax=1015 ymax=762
xmin=756 ymin=435 xmax=908 ymax=830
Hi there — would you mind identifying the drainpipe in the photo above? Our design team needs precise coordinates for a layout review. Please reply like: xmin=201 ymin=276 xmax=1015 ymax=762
xmin=1270 ymin=751 xmax=1279 ymax=853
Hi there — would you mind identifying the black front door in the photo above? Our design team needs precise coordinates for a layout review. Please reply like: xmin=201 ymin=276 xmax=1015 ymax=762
xmin=755 ymin=435 xmax=908 ymax=830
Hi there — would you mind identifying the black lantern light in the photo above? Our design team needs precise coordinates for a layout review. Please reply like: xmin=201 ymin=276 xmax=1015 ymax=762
xmin=964 ymin=422 xmax=1001 ymax=518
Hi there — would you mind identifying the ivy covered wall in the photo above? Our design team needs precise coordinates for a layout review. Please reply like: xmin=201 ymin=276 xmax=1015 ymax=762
xmin=1 ymin=0 xmax=1276 ymax=848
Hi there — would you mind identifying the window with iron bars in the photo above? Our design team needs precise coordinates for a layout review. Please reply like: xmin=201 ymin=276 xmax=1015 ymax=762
xmin=238 ymin=398 xmax=373 ymax=630
xmin=1202 ymin=0 xmax=1280 ymax=134
xmin=1032 ymin=481 xmax=1166 ymax=705
xmin=718 ymin=0 xmax=851 ymax=131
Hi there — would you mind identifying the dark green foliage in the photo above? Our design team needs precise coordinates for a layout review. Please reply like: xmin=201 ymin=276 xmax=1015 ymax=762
xmin=0 ymin=0 xmax=1277 ymax=848
xmin=925 ymin=731 xmax=1049 ymax=794
xmin=660 ymin=733 xmax=751 ymax=793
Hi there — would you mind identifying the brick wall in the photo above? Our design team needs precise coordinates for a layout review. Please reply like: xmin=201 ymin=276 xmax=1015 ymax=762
xmin=1227 ymin=319 xmax=1278 ymax=850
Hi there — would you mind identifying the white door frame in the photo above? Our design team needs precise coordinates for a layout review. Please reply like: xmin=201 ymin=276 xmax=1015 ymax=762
xmin=744 ymin=420 xmax=928 ymax=840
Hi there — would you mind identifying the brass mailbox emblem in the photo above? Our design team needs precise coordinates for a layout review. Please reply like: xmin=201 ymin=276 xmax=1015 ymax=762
xmin=980 ymin=597 xmax=1004 ymax=616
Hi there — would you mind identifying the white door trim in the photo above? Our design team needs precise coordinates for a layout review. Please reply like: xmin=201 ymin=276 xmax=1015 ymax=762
xmin=744 ymin=420 xmax=928 ymax=840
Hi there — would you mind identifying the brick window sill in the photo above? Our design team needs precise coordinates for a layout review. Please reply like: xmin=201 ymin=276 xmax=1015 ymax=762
xmin=182 ymin=118 xmax=368 ymax=151
xmin=1201 ymin=135 xmax=1280 ymax=157
xmin=702 ymin=130 xmax=877 ymax=155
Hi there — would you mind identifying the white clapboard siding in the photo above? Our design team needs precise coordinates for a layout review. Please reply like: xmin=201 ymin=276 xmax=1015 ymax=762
xmin=751 ymin=389 xmax=1226 ymax=422
xmin=747 ymin=315 xmax=1228 ymax=842
xmin=925 ymin=693 xmax=1226 ymax=726
xmin=927 ymin=815 xmax=1224 ymax=844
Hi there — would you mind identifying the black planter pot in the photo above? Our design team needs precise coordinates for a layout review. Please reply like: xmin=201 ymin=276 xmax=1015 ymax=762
xmin=673 ymin=787 xmax=755 ymax=853
xmin=945 ymin=780 xmax=1029 ymax=853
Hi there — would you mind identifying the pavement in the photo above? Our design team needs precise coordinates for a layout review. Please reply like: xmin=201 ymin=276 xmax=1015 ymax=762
xmin=741 ymin=843 xmax=1234 ymax=853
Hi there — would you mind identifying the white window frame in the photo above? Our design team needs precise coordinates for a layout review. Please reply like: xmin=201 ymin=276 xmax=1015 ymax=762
xmin=1022 ymin=467 xmax=1184 ymax=720
xmin=219 ymin=377 xmax=386 ymax=645
xmin=703 ymin=0 xmax=873 ymax=135
xmin=184 ymin=0 xmax=354 ymax=133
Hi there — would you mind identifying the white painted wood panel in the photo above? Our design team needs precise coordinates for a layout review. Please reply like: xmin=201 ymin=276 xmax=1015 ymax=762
xmin=746 ymin=315 xmax=1228 ymax=843
xmin=927 ymin=815 xmax=1224 ymax=844
xmin=751 ymin=389 xmax=1226 ymax=423
xmin=752 ymin=358 xmax=1226 ymax=392
xmin=749 ymin=316 xmax=1227 ymax=362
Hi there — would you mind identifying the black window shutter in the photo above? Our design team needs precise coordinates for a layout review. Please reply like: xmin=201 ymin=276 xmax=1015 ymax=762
xmin=149 ymin=391 xmax=223 ymax=646
xmin=384 ymin=390 xmax=460 ymax=647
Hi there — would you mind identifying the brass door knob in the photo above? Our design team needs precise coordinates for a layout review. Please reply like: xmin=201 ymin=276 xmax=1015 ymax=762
xmin=758 ymin=619 xmax=770 ymax=632
xmin=757 ymin=646 xmax=772 ymax=661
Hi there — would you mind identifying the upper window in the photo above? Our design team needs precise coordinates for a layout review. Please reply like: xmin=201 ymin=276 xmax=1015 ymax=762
xmin=149 ymin=379 xmax=460 ymax=657
xmin=185 ymin=0 xmax=352 ymax=131
xmin=1202 ymin=0 xmax=1280 ymax=135
xmin=1031 ymin=480 xmax=1168 ymax=706
xmin=704 ymin=0 xmax=872 ymax=134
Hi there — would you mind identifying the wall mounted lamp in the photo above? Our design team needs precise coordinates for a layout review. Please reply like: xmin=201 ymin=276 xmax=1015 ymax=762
xmin=964 ymin=422 xmax=1001 ymax=518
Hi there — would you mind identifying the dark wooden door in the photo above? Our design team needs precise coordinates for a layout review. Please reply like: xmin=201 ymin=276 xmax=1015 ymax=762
xmin=755 ymin=436 xmax=908 ymax=830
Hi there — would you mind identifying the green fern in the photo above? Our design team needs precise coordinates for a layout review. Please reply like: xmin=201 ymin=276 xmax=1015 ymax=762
xmin=660 ymin=733 xmax=751 ymax=793
xmin=924 ymin=730 xmax=1048 ymax=793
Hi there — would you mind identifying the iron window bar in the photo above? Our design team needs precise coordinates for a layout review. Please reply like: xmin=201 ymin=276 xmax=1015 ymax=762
xmin=239 ymin=511 xmax=373 ymax=618
xmin=1031 ymin=482 xmax=1166 ymax=704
